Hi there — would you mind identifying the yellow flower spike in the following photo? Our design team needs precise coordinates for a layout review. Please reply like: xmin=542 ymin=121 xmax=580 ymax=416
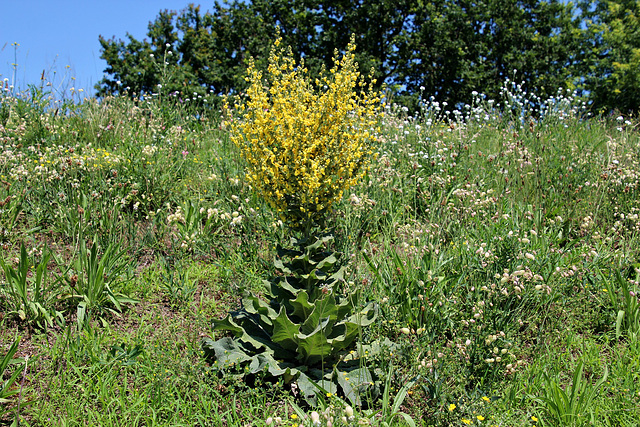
xmin=228 ymin=35 xmax=379 ymax=231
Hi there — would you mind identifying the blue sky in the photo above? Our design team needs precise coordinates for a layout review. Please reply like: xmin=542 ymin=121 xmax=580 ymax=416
xmin=1 ymin=1 xmax=203 ymax=96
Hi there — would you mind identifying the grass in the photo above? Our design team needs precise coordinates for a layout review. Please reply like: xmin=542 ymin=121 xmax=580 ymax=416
xmin=0 ymin=79 xmax=639 ymax=426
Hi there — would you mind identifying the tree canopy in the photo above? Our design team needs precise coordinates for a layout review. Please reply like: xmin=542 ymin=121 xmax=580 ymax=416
xmin=96 ymin=0 xmax=640 ymax=114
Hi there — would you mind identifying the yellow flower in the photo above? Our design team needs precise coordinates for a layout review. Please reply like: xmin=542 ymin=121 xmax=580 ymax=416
xmin=291 ymin=414 xmax=298 ymax=419
xmin=531 ymin=416 xmax=538 ymax=422
xmin=449 ymin=404 xmax=456 ymax=411
xmin=462 ymin=419 xmax=472 ymax=425
xmin=227 ymin=34 xmax=380 ymax=231
xmin=477 ymin=415 xmax=485 ymax=421
xmin=482 ymin=396 xmax=490 ymax=402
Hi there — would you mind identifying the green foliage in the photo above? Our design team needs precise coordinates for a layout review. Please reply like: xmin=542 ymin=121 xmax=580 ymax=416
xmin=96 ymin=4 xmax=272 ymax=99
xmin=376 ymin=366 xmax=418 ymax=427
xmin=0 ymin=245 xmax=65 ymax=329
xmin=3 ymin=55 xmax=640 ymax=425
xmin=599 ymin=266 xmax=640 ymax=340
xmin=0 ymin=183 xmax=23 ymax=244
xmin=203 ymin=234 xmax=378 ymax=405
xmin=580 ymin=0 xmax=640 ymax=114
xmin=0 ymin=337 xmax=22 ymax=414
xmin=96 ymin=0 xmax=586 ymax=110
xmin=532 ymin=361 xmax=609 ymax=426
xmin=158 ymin=257 xmax=198 ymax=307
xmin=107 ymin=342 xmax=145 ymax=366
xmin=65 ymin=240 xmax=137 ymax=329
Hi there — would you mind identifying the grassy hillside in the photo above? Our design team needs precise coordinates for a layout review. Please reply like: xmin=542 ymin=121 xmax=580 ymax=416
xmin=1 ymin=82 xmax=639 ymax=426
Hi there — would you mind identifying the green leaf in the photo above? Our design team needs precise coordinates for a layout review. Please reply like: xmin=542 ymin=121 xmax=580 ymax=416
xmin=212 ymin=313 xmax=245 ymax=336
xmin=271 ymin=308 xmax=300 ymax=351
xmin=327 ymin=322 xmax=360 ymax=353
xmin=301 ymin=295 xmax=338 ymax=335
xmin=297 ymin=373 xmax=338 ymax=405
xmin=202 ymin=337 xmax=251 ymax=367
xmin=345 ymin=302 xmax=378 ymax=327
xmin=297 ymin=325 xmax=333 ymax=365
xmin=289 ymin=291 xmax=315 ymax=321
xmin=242 ymin=294 xmax=277 ymax=329
xmin=336 ymin=367 xmax=374 ymax=406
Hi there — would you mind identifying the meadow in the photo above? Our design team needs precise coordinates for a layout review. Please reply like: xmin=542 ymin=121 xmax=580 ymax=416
xmin=1 ymin=74 xmax=640 ymax=427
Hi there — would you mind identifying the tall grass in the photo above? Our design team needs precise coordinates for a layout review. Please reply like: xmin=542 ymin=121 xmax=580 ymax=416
xmin=0 ymin=77 xmax=639 ymax=426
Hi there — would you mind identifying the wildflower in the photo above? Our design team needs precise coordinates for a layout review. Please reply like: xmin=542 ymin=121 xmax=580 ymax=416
xmin=449 ymin=403 xmax=456 ymax=411
xmin=477 ymin=415 xmax=485 ymax=421
xmin=462 ymin=419 xmax=472 ymax=425
xmin=482 ymin=396 xmax=490 ymax=402
xmin=531 ymin=416 xmax=538 ymax=422
xmin=345 ymin=406 xmax=354 ymax=419
xmin=310 ymin=412 xmax=321 ymax=426
xmin=227 ymin=35 xmax=380 ymax=231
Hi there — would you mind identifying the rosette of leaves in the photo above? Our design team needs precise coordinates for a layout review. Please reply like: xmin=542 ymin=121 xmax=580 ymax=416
xmin=202 ymin=233 xmax=378 ymax=405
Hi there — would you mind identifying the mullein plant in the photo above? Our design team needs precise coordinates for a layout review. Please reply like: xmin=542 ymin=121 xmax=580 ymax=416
xmin=203 ymin=36 xmax=381 ymax=405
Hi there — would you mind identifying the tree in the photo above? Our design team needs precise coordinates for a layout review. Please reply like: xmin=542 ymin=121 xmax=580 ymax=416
xmin=97 ymin=10 xmax=178 ymax=97
xmin=96 ymin=1 xmax=586 ymax=112
xmin=580 ymin=0 xmax=640 ymax=114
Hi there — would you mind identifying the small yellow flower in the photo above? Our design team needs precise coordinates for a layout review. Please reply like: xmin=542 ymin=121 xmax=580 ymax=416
xmin=531 ymin=416 xmax=538 ymax=422
xmin=449 ymin=404 xmax=456 ymax=411
xmin=477 ymin=415 xmax=485 ymax=421
xmin=462 ymin=419 xmax=472 ymax=425
xmin=482 ymin=396 xmax=490 ymax=402
xmin=291 ymin=414 xmax=298 ymax=420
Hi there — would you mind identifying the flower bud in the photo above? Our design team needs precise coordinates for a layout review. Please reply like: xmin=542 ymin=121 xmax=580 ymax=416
xmin=311 ymin=412 xmax=320 ymax=425
xmin=345 ymin=406 xmax=354 ymax=418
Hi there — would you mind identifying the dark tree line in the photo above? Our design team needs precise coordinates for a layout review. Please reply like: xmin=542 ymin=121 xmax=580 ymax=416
xmin=96 ymin=1 xmax=640 ymax=114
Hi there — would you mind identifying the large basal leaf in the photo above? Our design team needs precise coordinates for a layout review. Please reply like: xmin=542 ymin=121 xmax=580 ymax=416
xmin=297 ymin=372 xmax=339 ymax=406
xmin=289 ymin=290 xmax=315 ymax=321
xmin=213 ymin=312 xmax=273 ymax=354
xmin=314 ymin=253 xmax=340 ymax=274
xmin=297 ymin=324 xmax=334 ymax=365
xmin=301 ymin=296 xmax=339 ymax=335
xmin=327 ymin=322 xmax=360 ymax=353
xmin=207 ymin=232 xmax=380 ymax=406
xmin=346 ymin=302 xmax=378 ymax=327
xmin=336 ymin=367 xmax=376 ymax=406
xmin=242 ymin=294 xmax=277 ymax=330
xmin=271 ymin=308 xmax=300 ymax=351
xmin=202 ymin=336 xmax=252 ymax=367
xmin=212 ymin=313 xmax=248 ymax=336
xmin=335 ymin=293 xmax=356 ymax=319
xmin=267 ymin=276 xmax=301 ymax=300
xmin=203 ymin=337 xmax=300 ymax=379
